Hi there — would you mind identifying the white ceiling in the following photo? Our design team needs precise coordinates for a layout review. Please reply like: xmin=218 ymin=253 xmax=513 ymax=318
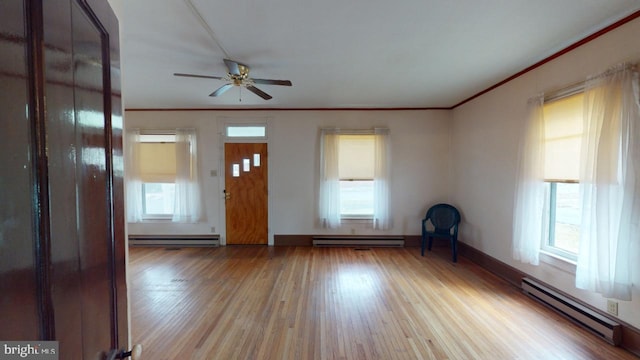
xmin=119 ymin=0 xmax=640 ymax=109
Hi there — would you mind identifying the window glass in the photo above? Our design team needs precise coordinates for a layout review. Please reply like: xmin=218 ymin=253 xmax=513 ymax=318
xmin=142 ymin=183 xmax=175 ymax=216
xmin=226 ymin=125 xmax=266 ymax=138
xmin=547 ymin=182 xmax=580 ymax=258
xmin=339 ymin=180 xmax=374 ymax=217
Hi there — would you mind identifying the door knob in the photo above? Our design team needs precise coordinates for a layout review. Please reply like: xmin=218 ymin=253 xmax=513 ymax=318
xmin=106 ymin=344 xmax=143 ymax=360
xmin=120 ymin=344 xmax=143 ymax=359
xmin=223 ymin=189 xmax=231 ymax=200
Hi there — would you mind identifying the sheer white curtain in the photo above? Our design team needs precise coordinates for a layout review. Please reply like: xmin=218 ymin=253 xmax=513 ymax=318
xmin=125 ymin=129 xmax=143 ymax=222
xmin=512 ymin=95 xmax=547 ymax=265
xmin=576 ymin=65 xmax=640 ymax=300
xmin=319 ymin=129 xmax=341 ymax=228
xmin=373 ymin=128 xmax=391 ymax=230
xmin=172 ymin=128 xmax=203 ymax=223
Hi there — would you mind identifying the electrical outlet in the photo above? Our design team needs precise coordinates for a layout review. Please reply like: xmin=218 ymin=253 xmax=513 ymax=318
xmin=210 ymin=226 xmax=216 ymax=233
xmin=607 ymin=300 xmax=618 ymax=316
xmin=350 ymin=228 xmax=356 ymax=235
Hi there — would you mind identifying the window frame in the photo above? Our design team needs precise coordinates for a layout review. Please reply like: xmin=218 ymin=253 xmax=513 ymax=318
xmin=139 ymin=131 xmax=177 ymax=220
xmin=336 ymin=133 xmax=376 ymax=220
xmin=541 ymin=84 xmax=585 ymax=262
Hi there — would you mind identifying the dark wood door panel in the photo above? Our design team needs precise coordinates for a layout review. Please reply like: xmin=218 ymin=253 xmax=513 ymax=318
xmin=43 ymin=0 xmax=84 ymax=354
xmin=0 ymin=0 xmax=40 ymax=341
xmin=73 ymin=2 xmax=115 ymax=358
xmin=0 ymin=0 xmax=127 ymax=358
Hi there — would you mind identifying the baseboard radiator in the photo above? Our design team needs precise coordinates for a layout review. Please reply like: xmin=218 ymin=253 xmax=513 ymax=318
xmin=312 ymin=235 xmax=404 ymax=248
xmin=521 ymin=277 xmax=621 ymax=345
xmin=128 ymin=234 xmax=220 ymax=247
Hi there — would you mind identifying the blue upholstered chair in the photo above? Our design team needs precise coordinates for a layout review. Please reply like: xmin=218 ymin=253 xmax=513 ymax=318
xmin=421 ymin=203 xmax=461 ymax=262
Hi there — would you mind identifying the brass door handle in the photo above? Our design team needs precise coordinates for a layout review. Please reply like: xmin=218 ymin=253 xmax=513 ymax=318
xmin=123 ymin=344 xmax=143 ymax=360
xmin=106 ymin=344 xmax=143 ymax=360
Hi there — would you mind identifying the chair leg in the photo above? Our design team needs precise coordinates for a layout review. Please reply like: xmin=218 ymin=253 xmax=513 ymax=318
xmin=427 ymin=236 xmax=433 ymax=252
xmin=451 ymin=238 xmax=457 ymax=262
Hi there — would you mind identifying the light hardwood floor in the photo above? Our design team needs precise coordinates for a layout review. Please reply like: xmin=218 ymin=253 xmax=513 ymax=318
xmin=129 ymin=246 xmax=637 ymax=359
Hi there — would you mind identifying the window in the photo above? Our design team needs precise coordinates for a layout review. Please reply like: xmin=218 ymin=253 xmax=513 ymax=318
xmin=542 ymin=91 xmax=583 ymax=260
xmin=126 ymin=129 xmax=202 ymax=223
xmin=226 ymin=124 xmax=266 ymax=138
xmin=138 ymin=134 xmax=177 ymax=218
xmin=338 ymin=135 xmax=375 ymax=217
xmin=514 ymin=65 xmax=638 ymax=298
xmin=318 ymin=129 xmax=390 ymax=229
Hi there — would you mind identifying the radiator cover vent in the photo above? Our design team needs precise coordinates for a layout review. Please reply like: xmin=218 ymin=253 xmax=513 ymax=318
xmin=312 ymin=235 xmax=404 ymax=247
xmin=522 ymin=277 xmax=621 ymax=345
xmin=128 ymin=234 xmax=220 ymax=247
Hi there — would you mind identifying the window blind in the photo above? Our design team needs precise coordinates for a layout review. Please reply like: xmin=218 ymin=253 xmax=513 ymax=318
xmin=338 ymin=134 xmax=374 ymax=180
xmin=138 ymin=142 xmax=176 ymax=183
xmin=543 ymin=92 xmax=583 ymax=182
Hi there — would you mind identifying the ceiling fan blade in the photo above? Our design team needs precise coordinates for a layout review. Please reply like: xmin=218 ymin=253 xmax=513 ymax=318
xmin=209 ymin=83 xmax=233 ymax=97
xmin=174 ymin=73 xmax=224 ymax=80
xmin=223 ymin=58 xmax=243 ymax=75
xmin=246 ymin=85 xmax=272 ymax=100
xmin=252 ymin=78 xmax=292 ymax=86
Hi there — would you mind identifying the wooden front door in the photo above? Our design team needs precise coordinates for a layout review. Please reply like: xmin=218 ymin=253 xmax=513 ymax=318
xmin=0 ymin=1 xmax=127 ymax=359
xmin=224 ymin=143 xmax=269 ymax=244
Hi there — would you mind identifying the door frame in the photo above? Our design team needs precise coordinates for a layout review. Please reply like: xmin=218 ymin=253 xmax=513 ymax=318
xmin=218 ymin=118 xmax=272 ymax=246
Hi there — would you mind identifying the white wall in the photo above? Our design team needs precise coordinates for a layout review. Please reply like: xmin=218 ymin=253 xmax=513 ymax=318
xmin=451 ymin=17 xmax=640 ymax=328
xmin=125 ymin=110 xmax=452 ymax=243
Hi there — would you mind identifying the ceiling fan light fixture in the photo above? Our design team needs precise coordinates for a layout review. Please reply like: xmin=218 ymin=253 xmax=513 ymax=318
xmin=174 ymin=58 xmax=291 ymax=101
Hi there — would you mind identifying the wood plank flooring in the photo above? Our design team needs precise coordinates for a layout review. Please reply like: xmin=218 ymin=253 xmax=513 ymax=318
xmin=129 ymin=246 xmax=637 ymax=359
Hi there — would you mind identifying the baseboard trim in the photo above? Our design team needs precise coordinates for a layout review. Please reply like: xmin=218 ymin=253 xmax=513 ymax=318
xmin=457 ymin=242 xmax=526 ymax=288
xmin=274 ymin=235 xmax=313 ymax=246
xmin=457 ymin=241 xmax=640 ymax=356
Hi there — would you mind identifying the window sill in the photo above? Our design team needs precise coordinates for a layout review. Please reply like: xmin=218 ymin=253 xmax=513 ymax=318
xmin=141 ymin=217 xmax=173 ymax=222
xmin=539 ymin=250 xmax=577 ymax=274
xmin=340 ymin=217 xmax=373 ymax=223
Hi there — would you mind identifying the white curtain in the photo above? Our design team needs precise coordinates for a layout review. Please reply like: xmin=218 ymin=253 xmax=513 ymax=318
xmin=373 ymin=128 xmax=391 ymax=230
xmin=125 ymin=129 xmax=143 ymax=222
xmin=512 ymin=95 xmax=547 ymax=265
xmin=576 ymin=65 xmax=640 ymax=300
xmin=319 ymin=130 xmax=341 ymax=228
xmin=172 ymin=128 xmax=203 ymax=223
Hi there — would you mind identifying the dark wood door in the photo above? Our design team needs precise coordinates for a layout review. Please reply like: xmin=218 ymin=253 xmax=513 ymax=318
xmin=224 ymin=143 xmax=268 ymax=244
xmin=0 ymin=1 xmax=127 ymax=359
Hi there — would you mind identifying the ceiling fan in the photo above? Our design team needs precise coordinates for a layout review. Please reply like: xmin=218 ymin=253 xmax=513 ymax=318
xmin=174 ymin=58 xmax=292 ymax=100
